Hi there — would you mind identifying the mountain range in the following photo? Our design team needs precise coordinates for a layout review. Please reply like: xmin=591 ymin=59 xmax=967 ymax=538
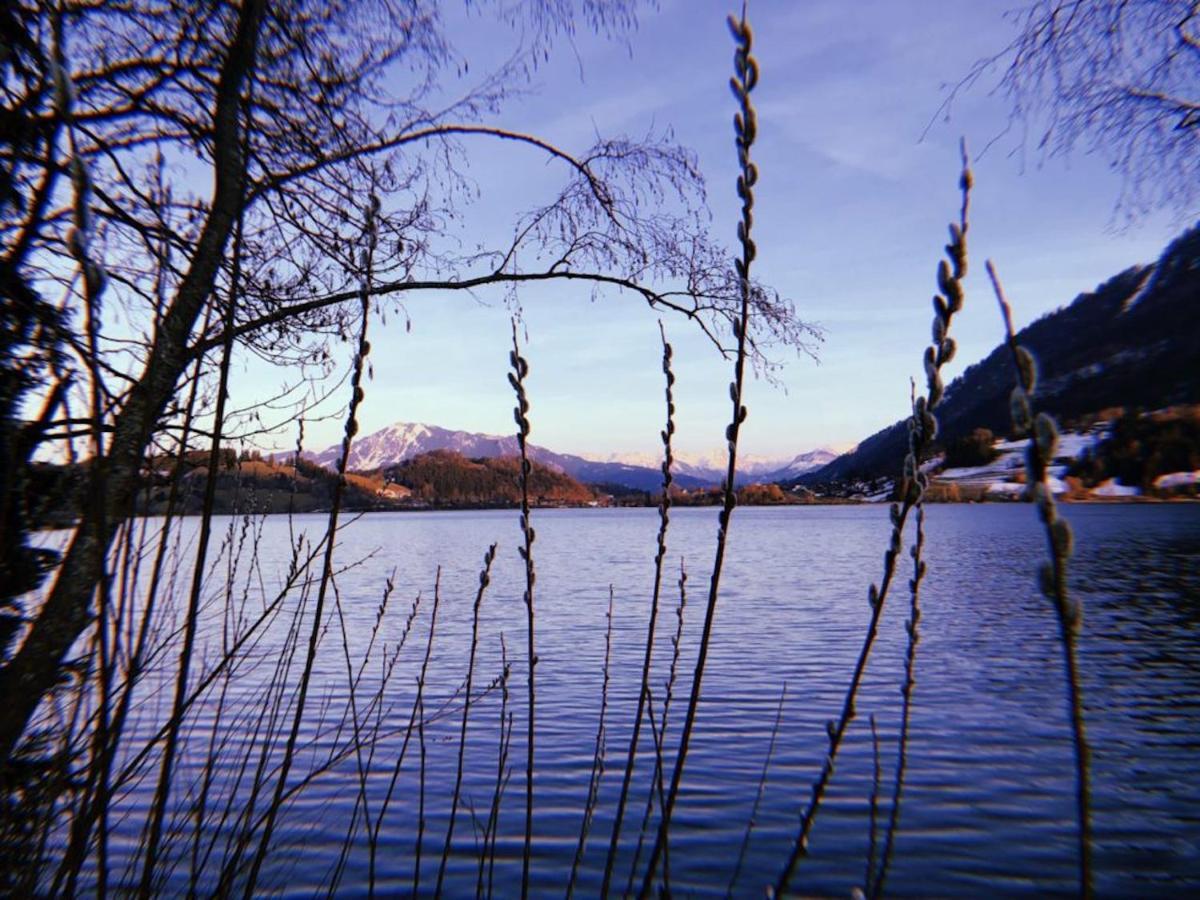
xmin=301 ymin=421 xmax=838 ymax=491
xmin=603 ymin=448 xmax=843 ymax=483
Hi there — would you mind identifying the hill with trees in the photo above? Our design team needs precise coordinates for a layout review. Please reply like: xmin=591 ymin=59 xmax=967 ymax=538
xmin=380 ymin=449 xmax=596 ymax=508
xmin=795 ymin=222 xmax=1200 ymax=489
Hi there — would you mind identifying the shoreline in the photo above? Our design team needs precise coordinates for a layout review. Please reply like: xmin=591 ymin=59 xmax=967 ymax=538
xmin=34 ymin=493 xmax=1198 ymax=531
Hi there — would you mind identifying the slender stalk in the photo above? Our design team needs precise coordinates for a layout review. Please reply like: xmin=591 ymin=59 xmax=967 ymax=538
xmin=567 ymin=586 xmax=616 ymax=897
xmin=625 ymin=557 xmax=688 ymax=899
xmin=639 ymin=12 xmax=758 ymax=893
xmin=865 ymin=713 xmax=883 ymax=895
xmin=436 ymin=544 xmax=498 ymax=896
xmin=509 ymin=320 xmax=538 ymax=899
xmin=92 ymin=556 xmax=114 ymax=898
xmin=213 ymin=582 xmax=312 ymax=897
xmin=477 ymin=634 xmax=513 ymax=900
xmin=103 ymin=520 xmax=150 ymax=893
xmin=643 ymin=687 xmax=672 ymax=892
xmin=775 ymin=142 xmax=972 ymax=896
xmin=325 ymin=575 xmax=377 ymax=897
xmin=601 ymin=323 xmax=676 ymax=897
xmin=321 ymin=565 xmax=404 ymax=893
xmin=413 ymin=689 xmax=428 ymax=896
xmin=728 ymin=683 xmax=787 ymax=896
xmin=205 ymin=636 xmax=292 ymax=894
xmin=189 ymin=570 xmax=245 ymax=897
xmin=196 ymin=684 xmax=241 ymax=881
xmin=873 ymin=485 xmax=928 ymax=898
xmin=370 ymin=570 xmax=442 ymax=898
xmin=987 ymin=260 xmax=1092 ymax=898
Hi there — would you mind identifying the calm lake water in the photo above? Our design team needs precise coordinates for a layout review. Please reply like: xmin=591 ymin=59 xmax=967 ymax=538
xmin=95 ymin=504 xmax=1200 ymax=896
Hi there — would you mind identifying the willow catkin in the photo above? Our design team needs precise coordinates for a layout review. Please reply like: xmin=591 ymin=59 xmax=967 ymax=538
xmin=986 ymin=260 xmax=1091 ymax=896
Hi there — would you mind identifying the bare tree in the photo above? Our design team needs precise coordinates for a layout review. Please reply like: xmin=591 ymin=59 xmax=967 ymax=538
xmin=949 ymin=0 xmax=1200 ymax=220
xmin=0 ymin=0 xmax=814 ymax=771
xmin=1 ymin=2 xmax=70 ymax=658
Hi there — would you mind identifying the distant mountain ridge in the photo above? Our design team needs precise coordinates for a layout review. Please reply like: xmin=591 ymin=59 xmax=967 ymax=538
xmin=597 ymin=446 xmax=841 ymax=484
xmin=767 ymin=447 xmax=842 ymax=480
xmin=300 ymin=421 xmax=838 ymax=491
xmin=794 ymin=221 xmax=1200 ymax=487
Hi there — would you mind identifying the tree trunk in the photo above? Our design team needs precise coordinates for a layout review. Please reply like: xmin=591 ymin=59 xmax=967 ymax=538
xmin=0 ymin=0 xmax=265 ymax=764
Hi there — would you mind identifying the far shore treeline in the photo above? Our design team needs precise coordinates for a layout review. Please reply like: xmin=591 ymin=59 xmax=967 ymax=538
xmin=23 ymin=403 xmax=1200 ymax=527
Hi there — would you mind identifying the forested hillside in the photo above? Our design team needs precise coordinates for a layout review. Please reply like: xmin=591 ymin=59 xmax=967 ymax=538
xmin=381 ymin=449 xmax=596 ymax=507
xmin=796 ymin=223 xmax=1200 ymax=487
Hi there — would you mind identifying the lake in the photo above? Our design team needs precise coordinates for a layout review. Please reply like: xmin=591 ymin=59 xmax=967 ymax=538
xmin=85 ymin=504 xmax=1200 ymax=896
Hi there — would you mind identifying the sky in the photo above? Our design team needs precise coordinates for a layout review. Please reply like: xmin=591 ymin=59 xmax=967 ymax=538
xmin=242 ymin=0 xmax=1184 ymax=465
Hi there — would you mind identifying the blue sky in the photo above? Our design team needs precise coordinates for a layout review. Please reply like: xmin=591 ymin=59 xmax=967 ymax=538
xmin=248 ymin=0 xmax=1183 ymax=463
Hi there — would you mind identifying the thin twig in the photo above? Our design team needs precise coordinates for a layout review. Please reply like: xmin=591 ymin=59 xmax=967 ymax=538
xmin=625 ymin=557 xmax=688 ymax=898
xmin=477 ymin=634 xmax=513 ymax=900
xmin=436 ymin=544 xmax=498 ymax=896
xmin=413 ymin=689 xmax=428 ymax=896
xmin=370 ymin=569 xmax=442 ymax=898
xmin=865 ymin=713 xmax=883 ymax=896
xmin=728 ymin=682 xmax=787 ymax=897
xmin=873 ymin=457 xmax=928 ymax=897
xmin=567 ymin=586 xmax=616 ymax=897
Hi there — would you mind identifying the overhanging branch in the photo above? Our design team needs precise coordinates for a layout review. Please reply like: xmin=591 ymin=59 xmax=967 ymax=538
xmin=188 ymin=268 xmax=722 ymax=360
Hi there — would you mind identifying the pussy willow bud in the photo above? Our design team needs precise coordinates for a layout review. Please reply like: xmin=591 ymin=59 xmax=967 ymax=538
xmin=1016 ymin=346 xmax=1038 ymax=394
xmin=1034 ymin=412 xmax=1059 ymax=460
xmin=1010 ymin=387 xmax=1033 ymax=435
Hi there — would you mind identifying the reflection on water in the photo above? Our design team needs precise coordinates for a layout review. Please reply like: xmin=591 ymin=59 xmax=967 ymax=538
xmin=83 ymin=504 xmax=1200 ymax=895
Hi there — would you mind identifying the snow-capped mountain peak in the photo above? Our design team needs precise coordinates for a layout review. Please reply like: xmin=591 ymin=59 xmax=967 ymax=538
xmin=776 ymin=447 xmax=840 ymax=475
xmin=304 ymin=422 xmax=523 ymax=472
